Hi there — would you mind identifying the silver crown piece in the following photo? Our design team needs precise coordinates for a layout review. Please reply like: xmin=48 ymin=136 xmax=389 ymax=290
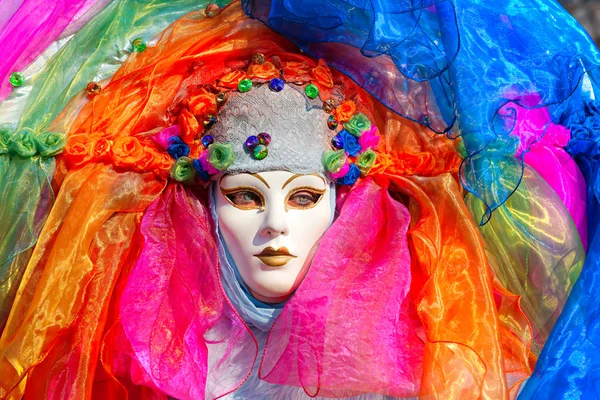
xmin=209 ymin=84 xmax=332 ymax=175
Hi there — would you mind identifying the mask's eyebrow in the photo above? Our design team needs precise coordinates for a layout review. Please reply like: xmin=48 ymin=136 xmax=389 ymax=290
xmin=219 ymin=173 xmax=270 ymax=188
xmin=281 ymin=173 xmax=326 ymax=189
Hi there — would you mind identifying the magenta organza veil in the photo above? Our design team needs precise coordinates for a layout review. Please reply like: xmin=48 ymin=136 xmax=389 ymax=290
xmin=115 ymin=178 xmax=419 ymax=399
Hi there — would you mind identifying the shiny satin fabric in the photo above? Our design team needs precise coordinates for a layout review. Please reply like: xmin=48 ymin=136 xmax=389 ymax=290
xmin=467 ymin=166 xmax=584 ymax=352
xmin=519 ymin=111 xmax=600 ymax=399
xmin=0 ymin=2 xmax=565 ymax=399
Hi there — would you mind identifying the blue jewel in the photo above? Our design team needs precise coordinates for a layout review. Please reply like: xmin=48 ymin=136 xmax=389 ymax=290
xmin=202 ymin=135 xmax=214 ymax=148
xmin=269 ymin=78 xmax=285 ymax=92
xmin=331 ymin=133 xmax=344 ymax=149
xmin=245 ymin=135 xmax=259 ymax=149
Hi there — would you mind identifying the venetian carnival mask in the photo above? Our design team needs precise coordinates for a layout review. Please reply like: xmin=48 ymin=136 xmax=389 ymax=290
xmin=133 ymin=55 xmax=381 ymax=307
xmin=215 ymin=170 xmax=333 ymax=302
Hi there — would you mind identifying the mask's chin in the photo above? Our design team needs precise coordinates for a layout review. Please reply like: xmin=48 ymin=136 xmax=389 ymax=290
xmin=243 ymin=240 xmax=319 ymax=305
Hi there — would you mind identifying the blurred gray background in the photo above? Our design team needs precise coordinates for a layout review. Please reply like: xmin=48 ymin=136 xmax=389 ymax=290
xmin=560 ymin=0 xmax=600 ymax=44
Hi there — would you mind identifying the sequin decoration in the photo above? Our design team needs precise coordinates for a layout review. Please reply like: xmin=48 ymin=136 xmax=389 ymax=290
xmin=257 ymin=132 xmax=271 ymax=145
xmin=305 ymin=84 xmax=319 ymax=99
xmin=269 ymin=78 xmax=285 ymax=92
xmin=254 ymin=144 xmax=268 ymax=160
xmin=86 ymin=82 xmax=101 ymax=96
xmin=132 ymin=38 xmax=147 ymax=53
xmin=252 ymin=53 xmax=266 ymax=65
xmin=205 ymin=3 xmax=220 ymax=17
xmin=328 ymin=115 xmax=339 ymax=130
xmin=203 ymin=114 xmax=216 ymax=129
xmin=202 ymin=135 xmax=214 ymax=148
xmin=238 ymin=79 xmax=253 ymax=93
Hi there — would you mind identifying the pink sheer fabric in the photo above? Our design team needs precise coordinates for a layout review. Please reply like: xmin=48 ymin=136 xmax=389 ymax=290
xmin=111 ymin=179 xmax=423 ymax=398
xmin=260 ymin=178 xmax=423 ymax=398
xmin=501 ymin=97 xmax=588 ymax=249
xmin=0 ymin=0 xmax=98 ymax=101
xmin=117 ymin=184 xmax=257 ymax=400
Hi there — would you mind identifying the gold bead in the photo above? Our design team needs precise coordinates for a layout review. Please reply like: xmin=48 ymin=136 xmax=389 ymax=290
xmin=216 ymin=92 xmax=228 ymax=106
xmin=205 ymin=3 xmax=220 ymax=17
xmin=251 ymin=53 xmax=266 ymax=65
xmin=86 ymin=82 xmax=101 ymax=96
xmin=323 ymin=99 xmax=335 ymax=113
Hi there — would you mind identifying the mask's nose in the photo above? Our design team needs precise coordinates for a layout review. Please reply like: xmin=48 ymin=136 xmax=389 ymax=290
xmin=258 ymin=196 xmax=289 ymax=238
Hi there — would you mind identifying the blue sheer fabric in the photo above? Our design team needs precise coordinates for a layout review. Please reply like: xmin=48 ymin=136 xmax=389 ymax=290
xmin=519 ymin=97 xmax=600 ymax=399
xmin=242 ymin=0 xmax=600 ymax=223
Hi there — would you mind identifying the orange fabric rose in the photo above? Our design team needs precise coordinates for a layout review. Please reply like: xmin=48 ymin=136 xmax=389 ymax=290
xmin=217 ymin=70 xmax=248 ymax=89
xmin=111 ymin=136 xmax=144 ymax=169
xmin=282 ymin=61 xmax=311 ymax=83
xmin=335 ymin=100 xmax=357 ymax=123
xmin=63 ymin=134 xmax=93 ymax=168
xmin=154 ymin=152 xmax=174 ymax=177
xmin=178 ymin=109 xmax=201 ymax=144
xmin=188 ymin=91 xmax=217 ymax=117
xmin=310 ymin=61 xmax=334 ymax=89
xmin=134 ymin=148 xmax=159 ymax=173
xmin=93 ymin=138 xmax=113 ymax=161
xmin=247 ymin=62 xmax=280 ymax=81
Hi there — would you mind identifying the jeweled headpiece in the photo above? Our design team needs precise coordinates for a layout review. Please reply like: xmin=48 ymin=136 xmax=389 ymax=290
xmin=63 ymin=54 xmax=381 ymax=186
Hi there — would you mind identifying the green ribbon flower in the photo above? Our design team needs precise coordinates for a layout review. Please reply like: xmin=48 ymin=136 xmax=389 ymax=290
xmin=208 ymin=143 xmax=236 ymax=171
xmin=0 ymin=128 xmax=11 ymax=155
xmin=344 ymin=113 xmax=371 ymax=137
xmin=322 ymin=149 xmax=346 ymax=173
xmin=356 ymin=148 xmax=377 ymax=175
xmin=8 ymin=130 xmax=37 ymax=157
xmin=35 ymin=131 xmax=66 ymax=157
xmin=170 ymin=156 xmax=195 ymax=182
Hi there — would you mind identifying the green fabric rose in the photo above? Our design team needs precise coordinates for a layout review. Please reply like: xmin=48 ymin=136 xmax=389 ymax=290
xmin=35 ymin=131 xmax=66 ymax=157
xmin=356 ymin=148 xmax=377 ymax=175
xmin=170 ymin=156 xmax=195 ymax=182
xmin=208 ymin=143 xmax=236 ymax=171
xmin=0 ymin=128 xmax=11 ymax=155
xmin=344 ymin=113 xmax=371 ymax=137
xmin=322 ymin=149 xmax=346 ymax=173
xmin=8 ymin=130 xmax=37 ymax=157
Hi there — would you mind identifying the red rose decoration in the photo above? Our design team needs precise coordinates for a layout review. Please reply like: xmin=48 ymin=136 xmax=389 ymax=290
xmin=335 ymin=100 xmax=357 ymax=123
xmin=311 ymin=61 xmax=334 ymax=89
xmin=247 ymin=62 xmax=280 ymax=81
xmin=63 ymin=134 xmax=93 ymax=168
xmin=218 ymin=70 xmax=248 ymax=89
xmin=154 ymin=152 xmax=174 ymax=177
xmin=111 ymin=136 xmax=144 ymax=169
xmin=188 ymin=90 xmax=217 ymax=117
xmin=135 ymin=148 xmax=160 ymax=173
xmin=178 ymin=109 xmax=201 ymax=144
xmin=282 ymin=61 xmax=311 ymax=83
xmin=93 ymin=138 xmax=113 ymax=161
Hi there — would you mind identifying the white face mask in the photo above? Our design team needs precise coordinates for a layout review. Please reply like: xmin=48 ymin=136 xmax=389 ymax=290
xmin=215 ymin=170 xmax=333 ymax=304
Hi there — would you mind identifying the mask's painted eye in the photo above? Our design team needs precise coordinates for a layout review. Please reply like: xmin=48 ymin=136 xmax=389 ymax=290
xmin=286 ymin=188 xmax=325 ymax=210
xmin=221 ymin=187 xmax=265 ymax=210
